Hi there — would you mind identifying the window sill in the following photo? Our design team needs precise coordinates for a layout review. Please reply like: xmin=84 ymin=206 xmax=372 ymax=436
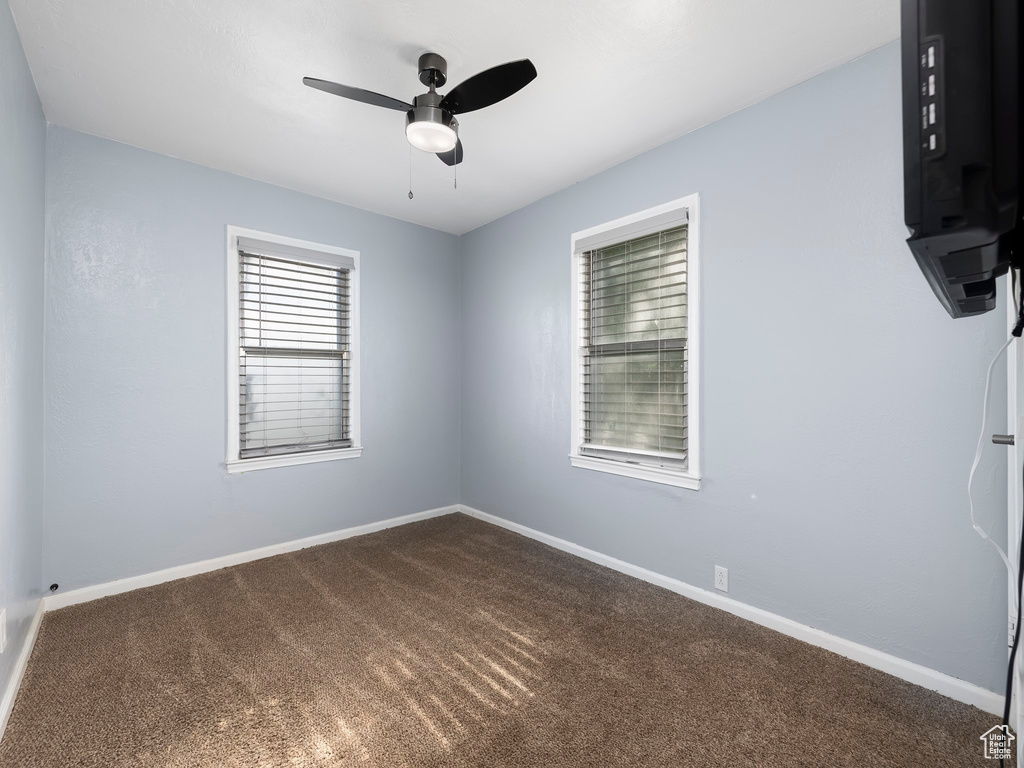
xmin=226 ymin=446 xmax=363 ymax=474
xmin=569 ymin=453 xmax=701 ymax=490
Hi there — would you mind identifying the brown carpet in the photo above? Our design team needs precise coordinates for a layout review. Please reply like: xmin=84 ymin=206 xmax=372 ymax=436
xmin=0 ymin=513 xmax=1007 ymax=767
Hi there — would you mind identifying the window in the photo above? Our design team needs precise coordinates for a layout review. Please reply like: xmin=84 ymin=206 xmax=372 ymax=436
xmin=226 ymin=227 xmax=361 ymax=473
xmin=569 ymin=195 xmax=701 ymax=489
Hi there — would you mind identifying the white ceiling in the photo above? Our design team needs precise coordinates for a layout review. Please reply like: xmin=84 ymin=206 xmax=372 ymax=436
xmin=9 ymin=0 xmax=898 ymax=234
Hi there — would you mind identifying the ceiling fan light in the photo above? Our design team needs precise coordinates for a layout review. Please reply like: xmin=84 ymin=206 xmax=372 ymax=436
xmin=406 ymin=120 xmax=457 ymax=153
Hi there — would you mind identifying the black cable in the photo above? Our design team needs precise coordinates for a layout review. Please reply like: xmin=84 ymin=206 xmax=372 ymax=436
xmin=1013 ymin=267 xmax=1024 ymax=337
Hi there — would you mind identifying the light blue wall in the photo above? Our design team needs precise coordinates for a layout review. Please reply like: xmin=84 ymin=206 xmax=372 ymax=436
xmin=459 ymin=42 xmax=1011 ymax=692
xmin=43 ymin=126 xmax=461 ymax=592
xmin=0 ymin=0 xmax=45 ymax=702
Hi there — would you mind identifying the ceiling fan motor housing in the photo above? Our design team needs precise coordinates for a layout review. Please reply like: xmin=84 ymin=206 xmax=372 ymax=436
xmin=406 ymin=89 xmax=458 ymax=152
xmin=408 ymin=92 xmax=456 ymax=133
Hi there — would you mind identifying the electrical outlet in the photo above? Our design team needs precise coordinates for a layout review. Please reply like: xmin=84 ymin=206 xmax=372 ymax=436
xmin=0 ymin=609 xmax=6 ymax=654
xmin=1012 ymin=618 xmax=1018 ymax=649
xmin=714 ymin=566 xmax=728 ymax=592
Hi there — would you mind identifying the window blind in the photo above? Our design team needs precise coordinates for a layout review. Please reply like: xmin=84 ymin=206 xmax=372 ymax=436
xmin=238 ymin=248 xmax=351 ymax=459
xmin=579 ymin=225 xmax=688 ymax=467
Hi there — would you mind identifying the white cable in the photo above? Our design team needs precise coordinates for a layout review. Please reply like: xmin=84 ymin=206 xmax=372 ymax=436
xmin=969 ymin=335 xmax=1016 ymax=582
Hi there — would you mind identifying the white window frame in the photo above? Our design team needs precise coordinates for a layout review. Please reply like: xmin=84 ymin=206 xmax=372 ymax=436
xmin=569 ymin=194 xmax=701 ymax=490
xmin=225 ymin=225 xmax=362 ymax=473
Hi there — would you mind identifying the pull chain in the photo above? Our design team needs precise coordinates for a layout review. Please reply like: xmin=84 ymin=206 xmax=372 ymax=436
xmin=454 ymin=146 xmax=457 ymax=190
xmin=408 ymin=143 xmax=414 ymax=199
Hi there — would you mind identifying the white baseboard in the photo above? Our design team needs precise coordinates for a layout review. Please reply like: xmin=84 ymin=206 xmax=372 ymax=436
xmin=44 ymin=505 xmax=459 ymax=612
xmin=0 ymin=599 xmax=45 ymax=743
xmin=459 ymin=504 xmax=1004 ymax=716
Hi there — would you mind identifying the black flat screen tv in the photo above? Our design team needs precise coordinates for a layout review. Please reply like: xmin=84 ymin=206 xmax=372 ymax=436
xmin=902 ymin=0 xmax=1022 ymax=317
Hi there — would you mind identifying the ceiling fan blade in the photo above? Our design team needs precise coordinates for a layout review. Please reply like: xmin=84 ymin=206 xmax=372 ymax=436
xmin=439 ymin=60 xmax=537 ymax=115
xmin=437 ymin=138 xmax=464 ymax=166
xmin=302 ymin=77 xmax=412 ymax=111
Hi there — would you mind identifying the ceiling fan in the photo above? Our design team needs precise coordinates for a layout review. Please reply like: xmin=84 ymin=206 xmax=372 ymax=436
xmin=303 ymin=53 xmax=537 ymax=167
